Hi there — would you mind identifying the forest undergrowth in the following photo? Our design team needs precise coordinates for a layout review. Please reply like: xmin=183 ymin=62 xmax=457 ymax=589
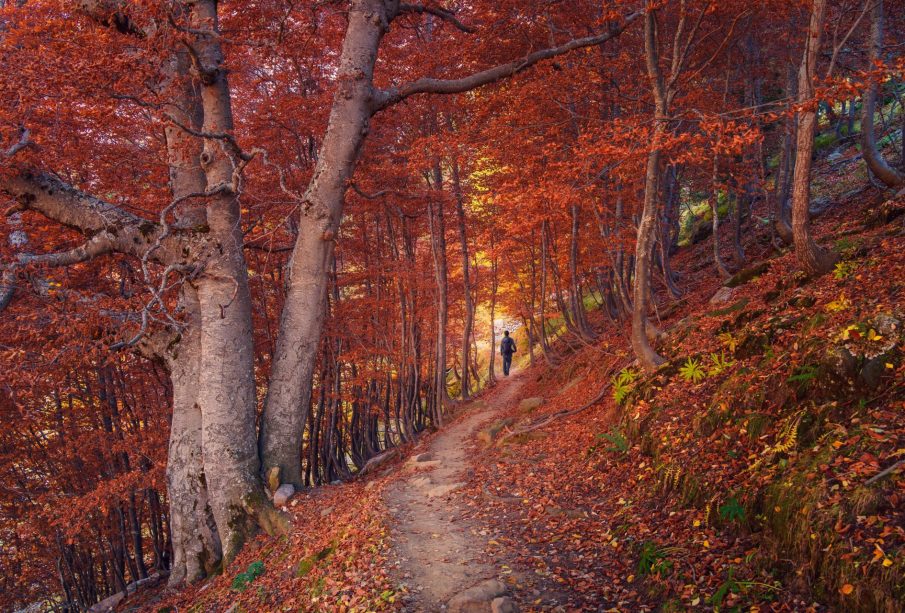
xmin=460 ymin=184 xmax=904 ymax=610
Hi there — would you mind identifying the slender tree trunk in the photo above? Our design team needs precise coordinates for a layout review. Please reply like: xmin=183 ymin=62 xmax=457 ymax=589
xmin=861 ymin=0 xmax=904 ymax=187
xmin=488 ymin=237 xmax=498 ymax=384
xmin=568 ymin=204 xmax=594 ymax=339
xmin=451 ymin=159 xmax=474 ymax=398
xmin=539 ymin=223 xmax=555 ymax=361
xmin=791 ymin=0 xmax=838 ymax=276
xmin=658 ymin=165 xmax=682 ymax=298
xmin=633 ymin=7 xmax=667 ymax=371
xmin=427 ymin=161 xmax=450 ymax=425
xmin=775 ymin=62 xmax=797 ymax=244
xmin=711 ymin=155 xmax=731 ymax=278
xmin=731 ymin=192 xmax=746 ymax=265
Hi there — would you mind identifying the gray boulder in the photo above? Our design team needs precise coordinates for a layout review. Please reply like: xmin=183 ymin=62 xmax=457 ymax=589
xmin=273 ymin=483 xmax=295 ymax=506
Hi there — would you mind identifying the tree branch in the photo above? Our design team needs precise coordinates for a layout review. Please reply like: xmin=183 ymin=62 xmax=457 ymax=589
xmin=371 ymin=11 xmax=641 ymax=112
xmin=397 ymin=3 xmax=476 ymax=33
xmin=78 ymin=0 xmax=148 ymax=38
xmin=2 ymin=127 xmax=31 ymax=159
xmin=17 ymin=232 xmax=115 ymax=267
xmin=1 ymin=170 xmax=194 ymax=265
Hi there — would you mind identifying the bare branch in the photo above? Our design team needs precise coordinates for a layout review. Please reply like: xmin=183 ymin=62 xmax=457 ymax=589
xmin=17 ymin=232 xmax=115 ymax=267
xmin=371 ymin=11 xmax=641 ymax=112
xmin=397 ymin=3 xmax=476 ymax=33
xmin=2 ymin=127 xmax=31 ymax=158
xmin=826 ymin=0 xmax=871 ymax=78
xmin=350 ymin=183 xmax=390 ymax=200
xmin=0 ymin=169 xmax=197 ymax=266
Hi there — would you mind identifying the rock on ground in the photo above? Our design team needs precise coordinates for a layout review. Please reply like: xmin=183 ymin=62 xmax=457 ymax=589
xmin=273 ymin=483 xmax=295 ymax=506
xmin=447 ymin=579 xmax=508 ymax=613
xmin=491 ymin=596 xmax=520 ymax=613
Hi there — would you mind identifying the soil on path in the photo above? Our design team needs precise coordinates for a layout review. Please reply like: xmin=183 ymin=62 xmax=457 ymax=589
xmin=384 ymin=374 xmax=525 ymax=611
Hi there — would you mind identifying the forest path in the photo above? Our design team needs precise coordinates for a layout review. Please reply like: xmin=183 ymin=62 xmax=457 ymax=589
xmin=385 ymin=373 xmax=525 ymax=612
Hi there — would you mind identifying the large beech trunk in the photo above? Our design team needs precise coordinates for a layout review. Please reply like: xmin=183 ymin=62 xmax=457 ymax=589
xmin=159 ymin=45 xmax=221 ymax=584
xmin=189 ymin=0 xmax=286 ymax=565
xmin=791 ymin=0 xmax=838 ymax=276
xmin=861 ymin=0 xmax=904 ymax=188
xmin=163 ymin=289 xmax=220 ymax=584
xmin=260 ymin=0 xmax=388 ymax=484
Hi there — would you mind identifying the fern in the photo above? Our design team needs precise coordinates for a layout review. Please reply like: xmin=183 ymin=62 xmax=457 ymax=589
xmin=611 ymin=367 xmax=639 ymax=405
xmin=717 ymin=332 xmax=738 ymax=354
xmin=833 ymin=260 xmax=857 ymax=280
xmin=718 ymin=496 xmax=745 ymax=523
xmin=232 ymin=561 xmax=265 ymax=592
xmin=637 ymin=541 xmax=675 ymax=578
xmin=825 ymin=292 xmax=851 ymax=313
xmin=707 ymin=352 xmax=735 ymax=376
xmin=710 ymin=567 xmax=740 ymax=606
xmin=597 ymin=427 xmax=629 ymax=454
xmin=787 ymin=364 xmax=819 ymax=389
xmin=679 ymin=357 xmax=706 ymax=383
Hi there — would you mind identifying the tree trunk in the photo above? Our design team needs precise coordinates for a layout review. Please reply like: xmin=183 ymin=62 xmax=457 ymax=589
xmin=861 ymin=0 xmax=904 ymax=187
xmin=791 ymin=0 xmax=838 ymax=276
xmin=488 ymin=234 xmax=498 ymax=384
xmin=711 ymin=155 xmax=731 ymax=279
xmin=568 ymin=204 xmax=595 ymax=339
xmin=427 ymin=168 xmax=449 ymax=425
xmin=189 ymin=0 xmax=286 ymax=566
xmin=775 ymin=62 xmax=797 ymax=244
xmin=159 ymin=41 xmax=221 ymax=586
xmin=163 ymin=289 xmax=221 ymax=584
xmin=451 ymin=159 xmax=475 ymax=399
xmin=633 ymin=7 xmax=667 ymax=371
xmin=260 ymin=0 xmax=389 ymax=485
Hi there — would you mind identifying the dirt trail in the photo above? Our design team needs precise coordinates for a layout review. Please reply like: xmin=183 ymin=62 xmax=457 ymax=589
xmin=385 ymin=375 xmax=524 ymax=611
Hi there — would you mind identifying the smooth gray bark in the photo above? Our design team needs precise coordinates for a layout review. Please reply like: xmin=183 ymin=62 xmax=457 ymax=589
xmin=260 ymin=0 xmax=390 ymax=485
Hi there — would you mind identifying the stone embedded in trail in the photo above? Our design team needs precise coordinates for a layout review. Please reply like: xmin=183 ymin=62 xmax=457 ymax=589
xmin=410 ymin=476 xmax=433 ymax=488
xmin=406 ymin=451 xmax=442 ymax=471
xmin=491 ymin=596 xmax=520 ymax=613
xmin=273 ymin=483 xmax=295 ymax=507
xmin=426 ymin=481 xmax=465 ymax=498
xmin=447 ymin=579 xmax=508 ymax=613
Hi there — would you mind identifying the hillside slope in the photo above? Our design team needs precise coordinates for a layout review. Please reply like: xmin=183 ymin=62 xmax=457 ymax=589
xmin=459 ymin=187 xmax=904 ymax=612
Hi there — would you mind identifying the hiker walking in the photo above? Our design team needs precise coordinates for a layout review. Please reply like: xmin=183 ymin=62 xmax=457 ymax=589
xmin=500 ymin=330 xmax=517 ymax=376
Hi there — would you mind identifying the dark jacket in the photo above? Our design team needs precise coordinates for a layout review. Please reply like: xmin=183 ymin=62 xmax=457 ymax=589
xmin=500 ymin=336 xmax=516 ymax=356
